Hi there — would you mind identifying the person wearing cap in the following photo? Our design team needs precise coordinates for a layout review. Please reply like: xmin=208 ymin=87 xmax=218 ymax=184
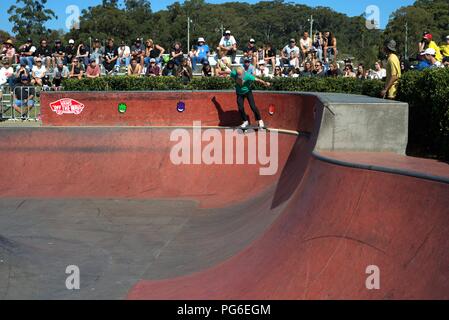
xmin=280 ymin=39 xmax=299 ymax=68
xmin=219 ymin=30 xmax=237 ymax=64
xmin=15 ymin=61 xmax=30 ymax=83
xmin=190 ymin=37 xmax=210 ymax=67
xmin=116 ymin=41 xmax=131 ymax=70
xmin=144 ymin=39 xmax=165 ymax=67
xmin=76 ymin=41 xmax=91 ymax=68
xmin=51 ymin=60 xmax=69 ymax=89
xmin=439 ymin=35 xmax=449 ymax=59
xmin=162 ymin=59 xmax=176 ymax=76
xmin=419 ymin=32 xmax=442 ymax=62
xmin=64 ymin=39 xmax=77 ymax=65
xmin=145 ymin=58 xmax=161 ymax=77
xmin=86 ymin=58 xmax=101 ymax=78
xmin=255 ymin=60 xmax=270 ymax=77
xmin=18 ymin=38 xmax=36 ymax=70
xmin=1 ymin=39 xmax=16 ymax=65
xmin=242 ymin=58 xmax=255 ymax=75
xmin=131 ymin=38 xmax=145 ymax=68
xmin=90 ymin=39 xmax=104 ymax=65
xmin=13 ymin=75 xmax=35 ymax=120
xmin=422 ymin=48 xmax=443 ymax=69
xmin=381 ymin=40 xmax=401 ymax=99
xmin=103 ymin=38 xmax=119 ymax=74
xmin=31 ymin=57 xmax=47 ymax=86
xmin=230 ymin=66 xmax=271 ymax=130
xmin=52 ymin=40 xmax=65 ymax=68
xmin=242 ymin=39 xmax=258 ymax=66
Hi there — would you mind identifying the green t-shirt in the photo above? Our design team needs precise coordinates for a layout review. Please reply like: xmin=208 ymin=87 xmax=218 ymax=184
xmin=230 ymin=69 xmax=256 ymax=95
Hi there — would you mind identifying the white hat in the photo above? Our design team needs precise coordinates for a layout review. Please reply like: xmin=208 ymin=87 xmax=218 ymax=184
xmin=225 ymin=30 xmax=231 ymax=35
xmin=258 ymin=60 xmax=266 ymax=65
xmin=422 ymin=48 xmax=436 ymax=56
xmin=198 ymin=37 xmax=205 ymax=43
xmin=249 ymin=38 xmax=255 ymax=43
xmin=150 ymin=58 xmax=156 ymax=63
xmin=69 ymin=39 xmax=75 ymax=44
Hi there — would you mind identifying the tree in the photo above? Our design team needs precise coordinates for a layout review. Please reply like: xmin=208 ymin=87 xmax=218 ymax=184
xmin=7 ymin=0 xmax=57 ymax=43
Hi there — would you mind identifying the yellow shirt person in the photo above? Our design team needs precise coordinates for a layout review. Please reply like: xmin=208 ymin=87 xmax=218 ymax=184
xmin=440 ymin=35 xmax=449 ymax=58
xmin=381 ymin=40 xmax=402 ymax=100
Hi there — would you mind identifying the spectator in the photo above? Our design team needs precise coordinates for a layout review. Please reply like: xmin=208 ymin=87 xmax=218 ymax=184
xmin=34 ymin=39 xmax=52 ymax=69
xmin=86 ymin=59 xmax=101 ymax=78
xmin=422 ymin=48 xmax=443 ymax=68
xmin=218 ymin=30 xmax=237 ymax=64
xmin=313 ymin=61 xmax=326 ymax=77
xmin=419 ymin=32 xmax=442 ymax=62
xmin=326 ymin=62 xmax=342 ymax=77
xmin=323 ymin=31 xmax=337 ymax=62
xmin=356 ymin=64 xmax=366 ymax=80
xmin=280 ymin=39 xmax=300 ymax=68
xmin=128 ymin=58 xmax=142 ymax=76
xmin=170 ymin=42 xmax=184 ymax=66
xmin=69 ymin=58 xmax=84 ymax=79
xmin=301 ymin=61 xmax=314 ymax=77
xmin=440 ymin=35 xmax=449 ymax=59
xmin=0 ymin=61 xmax=14 ymax=88
xmin=202 ymin=61 xmax=213 ymax=77
xmin=255 ymin=60 xmax=269 ymax=77
xmin=177 ymin=58 xmax=192 ymax=83
xmin=131 ymin=38 xmax=146 ymax=67
xmin=15 ymin=61 xmax=30 ymax=81
xmin=31 ymin=58 xmax=47 ymax=86
xmin=41 ymin=75 xmax=52 ymax=91
xmin=65 ymin=39 xmax=77 ymax=65
xmin=90 ymin=39 xmax=104 ymax=65
xmin=263 ymin=43 xmax=276 ymax=67
xmin=103 ymin=38 xmax=118 ymax=74
xmin=242 ymin=58 xmax=255 ymax=75
xmin=443 ymin=56 xmax=449 ymax=68
xmin=273 ymin=66 xmax=283 ymax=77
xmin=215 ymin=57 xmax=232 ymax=77
xmin=51 ymin=60 xmax=69 ymax=89
xmin=343 ymin=64 xmax=356 ymax=78
xmin=52 ymin=40 xmax=66 ymax=68
xmin=313 ymin=32 xmax=324 ymax=62
xmin=144 ymin=39 xmax=165 ymax=66
xmin=13 ymin=75 xmax=35 ymax=119
xmin=1 ymin=39 xmax=16 ymax=65
xmin=191 ymin=37 xmax=210 ymax=67
xmin=381 ymin=39 xmax=401 ymax=99
xmin=18 ymin=38 xmax=36 ymax=70
xmin=242 ymin=38 xmax=258 ymax=66
xmin=299 ymin=32 xmax=313 ymax=63
xmin=116 ymin=41 xmax=131 ymax=70
xmin=368 ymin=61 xmax=386 ymax=80
xmin=145 ymin=58 xmax=160 ymax=76
xmin=76 ymin=41 xmax=90 ymax=68
xmin=162 ymin=60 xmax=176 ymax=76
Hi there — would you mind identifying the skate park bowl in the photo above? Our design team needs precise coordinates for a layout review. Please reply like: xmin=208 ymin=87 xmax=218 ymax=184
xmin=0 ymin=91 xmax=448 ymax=299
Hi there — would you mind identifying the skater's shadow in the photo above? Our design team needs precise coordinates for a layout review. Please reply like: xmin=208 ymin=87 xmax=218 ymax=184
xmin=212 ymin=96 xmax=245 ymax=127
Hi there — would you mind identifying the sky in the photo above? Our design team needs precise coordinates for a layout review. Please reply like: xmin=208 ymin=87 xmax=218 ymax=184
xmin=0 ymin=0 xmax=415 ymax=34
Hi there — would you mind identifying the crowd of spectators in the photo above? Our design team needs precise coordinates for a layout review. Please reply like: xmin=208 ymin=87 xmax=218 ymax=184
xmin=1 ymin=30 xmax=449 ymax=116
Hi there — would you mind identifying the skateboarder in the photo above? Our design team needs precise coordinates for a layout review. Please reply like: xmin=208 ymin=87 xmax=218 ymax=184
xmin=230 ymin=66 xmax=271 ymax=130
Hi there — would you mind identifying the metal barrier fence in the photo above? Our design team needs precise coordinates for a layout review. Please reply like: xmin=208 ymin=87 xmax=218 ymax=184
xmin=0 ymin=85 xmax=40 ymax=121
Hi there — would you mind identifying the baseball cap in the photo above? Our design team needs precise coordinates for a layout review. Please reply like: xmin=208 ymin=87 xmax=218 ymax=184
xmin=423 ymin=33 xmax=433 ymax=40
xmin=69 ymin=39 xmax=75 ymax=44
xmin=150 ymin=58 xmax=156 ymax=63
xmin=422 ymin=48 xmax=436 ymax=56
xmin=249 ymin=38 xmax=255 ymax=43
xmin=26 ymin=38 xmax=32 ymax=43
xmin=202 ymin=60 xmax=210 ymax=66
xmin=446 ymin=35 xmax=449 ymax=40
xmin=225 ymin=30 xmax=231 ymax=35
xmin=198 ymin=37 xmax=205 ymax=43
xmin=290 ymin=38 xmax=296 ymax=43
xmin=258 ymin=60 xmax=266 ymax=65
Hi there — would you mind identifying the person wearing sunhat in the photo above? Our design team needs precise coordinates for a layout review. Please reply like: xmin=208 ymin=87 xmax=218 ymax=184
xmin=418 ymin=32 xmax=442 ymax=62
xmin=190 ymin=37 xmax=210 ymax=67
xmin=1 ymin=39 xmax=16 ymax=64
xmin=381 ymin=39 xmax=401 ymax=100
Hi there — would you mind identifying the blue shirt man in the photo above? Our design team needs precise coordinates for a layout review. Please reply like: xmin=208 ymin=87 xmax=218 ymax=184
xmin=192 ymin=37 xmax=210 ymax=66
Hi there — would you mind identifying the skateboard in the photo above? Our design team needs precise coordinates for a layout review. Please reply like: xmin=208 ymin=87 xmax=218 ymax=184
xmin=237 ymin=125 xmax=268 ymax=133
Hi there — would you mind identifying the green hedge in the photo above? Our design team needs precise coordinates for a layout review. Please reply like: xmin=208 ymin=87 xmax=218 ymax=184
xmin=397 ymin=68 xmax=449 ymax=159
xmin=62 ymin=76 xmax=383 ymax=97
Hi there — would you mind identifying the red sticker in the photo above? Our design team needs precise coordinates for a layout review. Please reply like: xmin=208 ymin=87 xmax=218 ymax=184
xmin=50 ymin=98 xmax=85 ymax=115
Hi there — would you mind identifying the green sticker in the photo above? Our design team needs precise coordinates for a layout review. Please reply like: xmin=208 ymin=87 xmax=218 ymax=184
xmin=118 ymin=102 xmax=127 ymax=113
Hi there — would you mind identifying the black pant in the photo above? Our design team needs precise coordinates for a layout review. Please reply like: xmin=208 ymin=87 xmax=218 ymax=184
xmin=237 ymin=91 xmax=261 ymax=122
